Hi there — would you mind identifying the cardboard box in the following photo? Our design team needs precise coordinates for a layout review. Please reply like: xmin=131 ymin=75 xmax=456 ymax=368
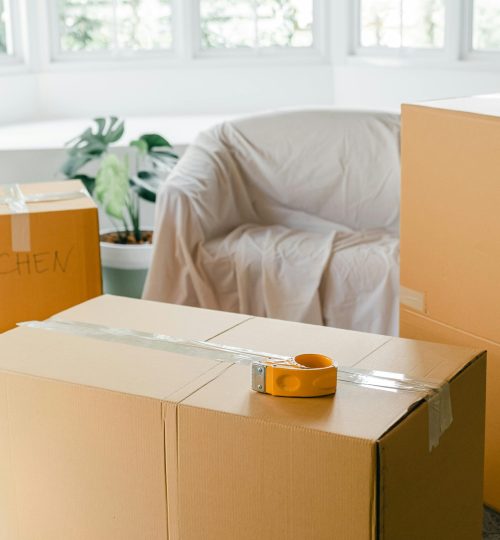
xmin=400 ymin=95 xmax=500 ymax=510
xmin=0 ymin=180 xmax=102 ymax=332
xmin=0 ymin=295 xmax=486 ymax=539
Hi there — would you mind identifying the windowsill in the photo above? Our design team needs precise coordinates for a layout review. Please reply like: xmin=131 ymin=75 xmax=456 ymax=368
xmin=0 ymin=114 xmax=236 ymax=151
xmin=41 ymin=50 xmax=329 ymax=73
xmin=342 ymin=53 xmax=500 ymax=72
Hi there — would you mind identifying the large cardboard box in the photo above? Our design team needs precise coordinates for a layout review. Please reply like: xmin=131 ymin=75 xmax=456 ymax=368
xmin=0 ymin=180 xmax=102 ymax=332
xmin=0 ymin=295 xmax=486 ymax=539
xmin=400 ymin=95 xmax=500 ymax=510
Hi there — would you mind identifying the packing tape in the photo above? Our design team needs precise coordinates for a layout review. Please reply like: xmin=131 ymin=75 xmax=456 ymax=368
xmin=0 ymin=184 xmax=89 ymax=253
xmin=18 ymin=318 xmax=453 ymax=451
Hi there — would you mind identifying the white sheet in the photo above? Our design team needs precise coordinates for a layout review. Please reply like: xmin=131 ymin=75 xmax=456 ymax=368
xmin=143 ymin=110 xmax=400 ymax=335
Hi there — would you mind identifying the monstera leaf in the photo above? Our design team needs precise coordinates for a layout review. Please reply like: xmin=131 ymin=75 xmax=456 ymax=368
xmin=130 ymin=133 xmax=178 ymax=160
xmin=94 ymin=154 xmax=129 ymax=220
xmin=61 ymin=117 xmax=125 ymax=178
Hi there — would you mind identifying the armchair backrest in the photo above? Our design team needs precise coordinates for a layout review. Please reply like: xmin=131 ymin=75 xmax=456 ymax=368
xmin=219 ymin=109 xmax=400 ymax=232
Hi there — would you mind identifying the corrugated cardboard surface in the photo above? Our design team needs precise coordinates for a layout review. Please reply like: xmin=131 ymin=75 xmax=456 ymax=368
xmin=0 ymin=374 xmax=168 ymax=540
xmin=0 ymin=296 xmax=486 ymax=539
xmin=400 ymin=103 xmax=500 ymax=342
xmin=400 ymin=99 xmax=500 ymax=509
xmin=401 ymin=308 xmax=500 ymax=512
xmin=0 ymin=296 xmax=247 ymax=540
xmin=56 ymin=294 xmax=252 ymax=339
xmin=190 ymin=316 xmax=485 ymax=540
xmin=0 ymin=180 xmax=102 ymax=333
xmin=379 ymin=348 xmax=486 ymax=539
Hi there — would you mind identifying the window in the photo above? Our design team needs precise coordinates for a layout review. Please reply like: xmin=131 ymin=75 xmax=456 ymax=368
xmin=55 ymin=0 xmax=173 ymax=55
xmin=199 ymin=0 xmax=314 ymax=51
xmin=0 ymin=0 xmax=14 ymax=56
xmin=358 ymin=0 xmax=445 ymax=50
xmin=472 ymin=0 xmax=500 ymax=51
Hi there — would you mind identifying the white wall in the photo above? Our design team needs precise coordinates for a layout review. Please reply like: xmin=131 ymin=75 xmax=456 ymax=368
xmin=333 ymin=65 xmax=500 ymax=110
xmin=36 ymin=64 xmax=334 ymax=119
xmin=0 ymin=74 xmax=38 ymax=125
xmin=4 ymin=62 xmax=500 ymax=126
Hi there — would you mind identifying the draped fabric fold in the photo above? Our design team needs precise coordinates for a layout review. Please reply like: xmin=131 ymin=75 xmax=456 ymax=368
xmin=144 ymin=110 xmax=400 ymax=335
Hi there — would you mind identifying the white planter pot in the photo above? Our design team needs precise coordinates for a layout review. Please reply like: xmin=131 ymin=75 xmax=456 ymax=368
xmin=100 ymin=230 xmax=153 ymax=299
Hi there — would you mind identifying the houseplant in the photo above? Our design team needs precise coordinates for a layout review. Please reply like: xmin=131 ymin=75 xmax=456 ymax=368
xmin=61 ymin=117 xmax=178 ymax=298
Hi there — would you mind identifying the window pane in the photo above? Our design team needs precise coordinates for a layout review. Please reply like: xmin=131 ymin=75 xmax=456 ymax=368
xmin=256 ymin=0 xmax=313 ymax=47
xmin=0 ymin=0 xmax=14 ymax=55
xmin=473 ymin=0 xmax=500 ymax=51
xmin=402 ymin=0 xmax=445 ymax=48
xmin=0 ymin=0 xmax=6 ymax=54
xmin=361 ymin=0 xmax=401 ymax=47
xmin=116 ymin=0 xmax=172 ymax=50
xmin=360 ymin=0 xmax=445 ymax=49
xmin=200 ymin=0 xmax=313 ymax=50
xmin=58 ymin=0 xmax=173 ymax=53
xmin=200 ymin=0 xmax=255 ymax=49
xmin=58 ymin=0 xmax=113 ymax=52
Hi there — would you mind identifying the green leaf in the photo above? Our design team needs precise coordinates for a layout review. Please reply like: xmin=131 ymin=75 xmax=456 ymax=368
xmin=61 ymin=117 xmax=127 ymax=179
xmin=150 ymin=149 xmax=179 ymax=160
xmin=104 ymin=118 xmax=125 ymax=144
xmin=130 ymin=139 xmax=148 ymax=154
xmin=137 ymin=170 xmax=155 ymax=180
xmin=139 ymin=133 xmax=173 ymax=151
xmin=94 ymin=117 xmax=107 ymax=135
xmin=94 ymin=154 xmax=130 ymax=220
xmin=60 ymin=154 xmax=93 ymax=177
xmin=136 ymin=186 xmax=156 ymax=203
xmin=72 ymin=174 xmax=96 ymax=195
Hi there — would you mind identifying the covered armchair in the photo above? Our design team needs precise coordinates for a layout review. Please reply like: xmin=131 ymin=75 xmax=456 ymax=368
xmin=143 ymin=110 xmax=401 ymax=335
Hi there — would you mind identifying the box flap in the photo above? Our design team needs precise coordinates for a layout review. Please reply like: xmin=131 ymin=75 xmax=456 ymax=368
xmin=0 ymin=180 xmax=96 ymax=215
xmin=354 ymin=335 xmax=481 ymax=381
xmin=56 ymin=294 xmax=251 ymax=339
xmin=0 ymin=295 xmax=249 ymax=401
xmin=192 ymin=317 xmax=482 ymax=441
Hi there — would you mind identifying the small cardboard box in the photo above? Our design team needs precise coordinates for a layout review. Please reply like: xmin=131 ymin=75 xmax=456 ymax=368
xmin=400 ymin=95 xmax=500 ymax=510
xmin=0 ymin=180 xmax=102 ymax=332
xmin=0 ymin=295 xmax=486 ymax=539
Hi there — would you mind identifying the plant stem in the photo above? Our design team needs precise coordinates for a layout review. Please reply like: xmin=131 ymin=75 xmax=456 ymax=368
xmin=126 ymin=192 xmax=142 ymax=243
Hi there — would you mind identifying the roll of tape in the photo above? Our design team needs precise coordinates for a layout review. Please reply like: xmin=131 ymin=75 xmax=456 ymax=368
xmin=252 ymin=353 xmax=338 ymax=397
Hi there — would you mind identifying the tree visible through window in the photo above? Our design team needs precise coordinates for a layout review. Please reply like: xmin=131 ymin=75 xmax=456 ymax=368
xmin=200 ymin=0 xmax=314 ymax=50
xmin=360 ymin=0 xmax=445 ymax=49
xmin=57 ymin=0 xmax=173 ymax=53
xmin=473 ymin=0 xmax=500 ymax=51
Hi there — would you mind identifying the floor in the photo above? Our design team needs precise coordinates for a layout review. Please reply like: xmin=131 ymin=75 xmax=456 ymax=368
xmin=484 ymin=507 xmax=500 ymax=539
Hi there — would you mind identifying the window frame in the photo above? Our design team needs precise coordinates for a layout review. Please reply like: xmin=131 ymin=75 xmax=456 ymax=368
xmin=192 ymin=0 xmax=327 ymax=61
xmin=350 ymin=0 xmax=451 ymax=61
xmin=0 ymin=0 xmax=24 ymax=66
xmin=464 ymin=0 xmax=500 ymax=62
xmin=45 ymin=0 xmax=328 ymax=66
xmin=48 ymin=0 xmax=180 ymax=63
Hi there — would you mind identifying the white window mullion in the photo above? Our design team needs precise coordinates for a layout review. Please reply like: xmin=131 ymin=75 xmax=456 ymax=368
xmin=3 ymin=0 xmax=14 ymax=54
xmin=252 ymin=0 xmax=258 ymax=51
xmin=112 ymin=0 xmax=119 ymax=51
xmin=399 ymin=0 xmax=404 ymax=48
xmin=446 ymin=0 xmax=466 ymax=61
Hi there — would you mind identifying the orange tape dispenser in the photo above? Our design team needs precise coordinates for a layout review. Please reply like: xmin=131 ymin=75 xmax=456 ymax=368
xmin=251 ymin=354 xmax=338 ymax=398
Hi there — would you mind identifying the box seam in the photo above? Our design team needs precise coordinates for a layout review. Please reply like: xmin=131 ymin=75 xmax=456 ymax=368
xmin=401 ymin=307 xmax=500 ymax=348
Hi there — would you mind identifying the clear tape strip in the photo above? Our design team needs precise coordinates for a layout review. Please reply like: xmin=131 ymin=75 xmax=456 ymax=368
xmin=0 ymin=184 xmax=89 ymax=252
xmin=18 ymin=318 xmax=453 ymax=450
